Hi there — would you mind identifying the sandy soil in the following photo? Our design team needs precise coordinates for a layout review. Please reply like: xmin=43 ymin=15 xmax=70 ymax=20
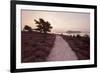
xmin=47 ymin=35 xmax=78 ymax=61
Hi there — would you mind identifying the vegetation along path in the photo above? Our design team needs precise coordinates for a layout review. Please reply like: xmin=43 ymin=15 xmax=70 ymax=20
xmin=47 ymin=35 xmax=78 ymax=61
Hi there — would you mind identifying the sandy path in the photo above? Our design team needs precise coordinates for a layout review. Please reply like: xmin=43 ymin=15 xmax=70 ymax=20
xmin=47 ymin=35 xmax=78 ymax=61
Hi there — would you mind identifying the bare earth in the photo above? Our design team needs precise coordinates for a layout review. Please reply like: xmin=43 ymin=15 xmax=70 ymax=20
xmin=47 ymin=35 xmax=78 ymax=61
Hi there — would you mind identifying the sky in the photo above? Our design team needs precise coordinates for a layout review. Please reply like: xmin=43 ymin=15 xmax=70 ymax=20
xmin=21 ymin=10 xmax=90 ymax=33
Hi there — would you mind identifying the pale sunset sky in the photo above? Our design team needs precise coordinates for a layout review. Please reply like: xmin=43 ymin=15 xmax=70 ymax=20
xmin=21 ymin=10 xmax=90 ymax=33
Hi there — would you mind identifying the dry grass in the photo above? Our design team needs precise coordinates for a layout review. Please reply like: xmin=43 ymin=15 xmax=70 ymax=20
xmin=21 ymin=31 xmax=56 ymax=63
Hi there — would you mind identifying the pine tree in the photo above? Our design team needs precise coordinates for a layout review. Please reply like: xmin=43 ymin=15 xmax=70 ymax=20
xmin=34 ymin=18 xmax=52 ymax=34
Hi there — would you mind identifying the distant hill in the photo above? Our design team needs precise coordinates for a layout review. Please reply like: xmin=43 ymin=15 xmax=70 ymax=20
xmin=66 ymin=30 xmax=81 ymax=33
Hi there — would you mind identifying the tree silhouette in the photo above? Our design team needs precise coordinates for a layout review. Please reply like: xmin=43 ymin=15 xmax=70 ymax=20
xmin=34 ymin=18 xmax=52 ymax=34
xmin=23 ymin=25 xmax=33 ymax=32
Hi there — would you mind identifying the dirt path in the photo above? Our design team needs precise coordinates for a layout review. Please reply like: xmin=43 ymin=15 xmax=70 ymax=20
xmin=47 ymin=35 xmax=78 ymax=61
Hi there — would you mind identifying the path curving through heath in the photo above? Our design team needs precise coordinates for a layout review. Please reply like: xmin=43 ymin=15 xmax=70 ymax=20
xmin=47 ymin=35 xmax=78 ymax=61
